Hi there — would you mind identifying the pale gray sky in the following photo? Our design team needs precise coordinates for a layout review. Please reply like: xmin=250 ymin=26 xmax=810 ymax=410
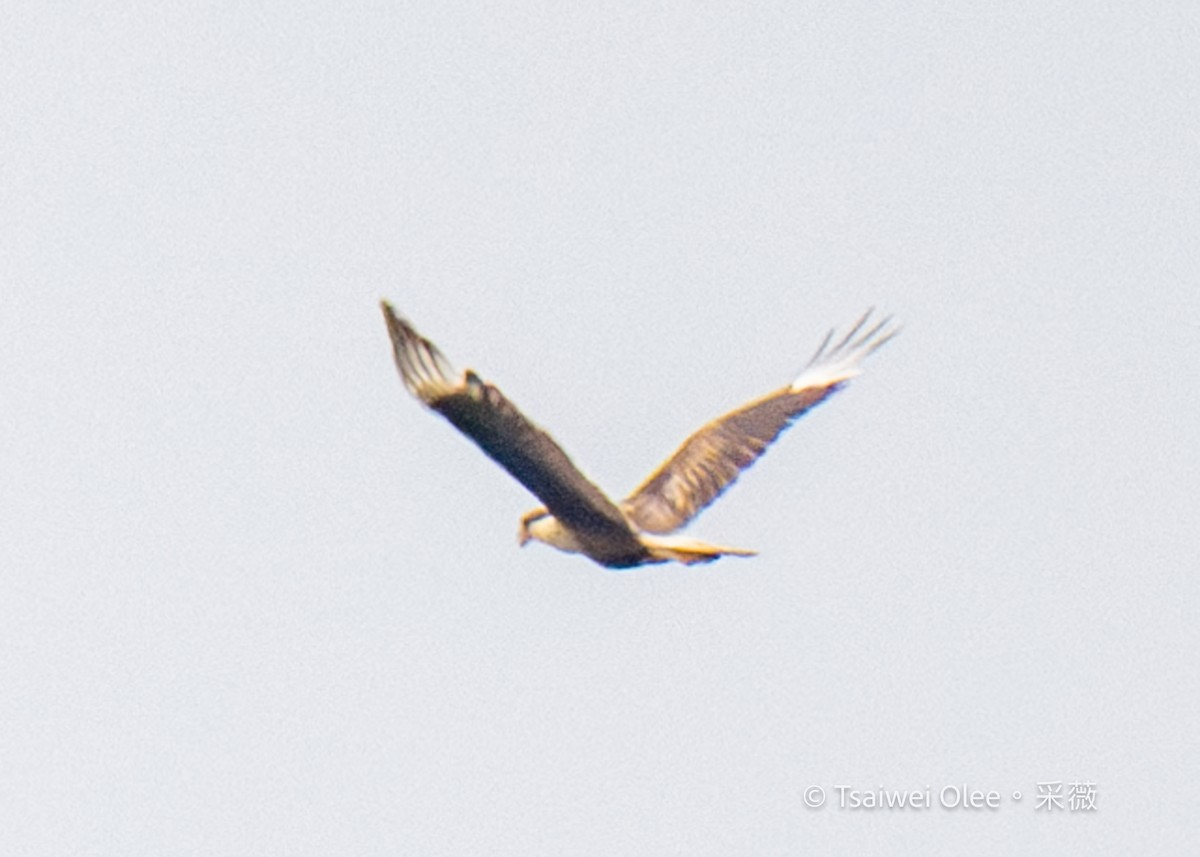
xmin=2 ymin=2 xmax=1197 ymax=854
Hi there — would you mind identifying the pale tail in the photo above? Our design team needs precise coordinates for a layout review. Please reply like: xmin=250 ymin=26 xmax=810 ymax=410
xmin=641 ymin=534 xmax=758 ymax=566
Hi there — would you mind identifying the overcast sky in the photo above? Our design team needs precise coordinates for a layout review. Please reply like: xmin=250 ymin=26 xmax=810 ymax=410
xmin=2 ymin=2 xmax=1197 ymax=854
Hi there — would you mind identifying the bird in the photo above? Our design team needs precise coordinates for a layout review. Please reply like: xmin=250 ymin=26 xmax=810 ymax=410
xmin=381 ymin=301 xmax=897 ymax=569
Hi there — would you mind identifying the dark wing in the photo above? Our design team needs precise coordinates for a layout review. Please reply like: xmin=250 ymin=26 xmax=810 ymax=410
xmin=621 ymin=310 xmax=898 ymax=534
xmin=381 ymin=302 xmax=646 ymax=554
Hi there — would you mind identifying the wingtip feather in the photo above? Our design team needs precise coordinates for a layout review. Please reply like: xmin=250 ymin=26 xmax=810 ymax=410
xmin=380 ymin=302 xmax=460 ymax=401
xmin=790 ymin=309 xmax=899 ymax=392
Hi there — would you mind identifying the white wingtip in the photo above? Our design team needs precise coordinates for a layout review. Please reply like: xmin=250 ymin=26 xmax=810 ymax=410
xmin=380 ymin=302 xmax=461 ymax=402
xmin=790 ymin=309 xmax=899 ymax=391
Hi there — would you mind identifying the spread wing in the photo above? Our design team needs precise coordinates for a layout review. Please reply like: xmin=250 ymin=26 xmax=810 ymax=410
xmin=381 ymin=302 xmax=645 ymax=553
xmin=621 ymin=310 xmax=898 ymax=535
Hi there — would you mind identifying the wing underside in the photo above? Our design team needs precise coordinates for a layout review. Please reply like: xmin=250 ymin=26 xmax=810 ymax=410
xmin=621 ymin=310 xmax=897 ymax=535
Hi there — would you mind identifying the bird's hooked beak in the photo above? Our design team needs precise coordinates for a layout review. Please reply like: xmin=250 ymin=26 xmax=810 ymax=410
xmin=518 ymin=508 xmax=547 ymax=548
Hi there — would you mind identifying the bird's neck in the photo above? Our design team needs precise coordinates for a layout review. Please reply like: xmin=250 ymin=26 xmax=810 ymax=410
xmin=529 ymin=515 xmax=584 ymax=554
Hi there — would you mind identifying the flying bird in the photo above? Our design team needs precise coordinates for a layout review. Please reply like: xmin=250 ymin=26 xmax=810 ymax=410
xmin=381 ymin=301 xmax=897 ymax=569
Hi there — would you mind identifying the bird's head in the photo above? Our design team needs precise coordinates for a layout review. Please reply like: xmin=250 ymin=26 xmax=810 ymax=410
xmin=518 ymin=507 xmax=550 ymax=547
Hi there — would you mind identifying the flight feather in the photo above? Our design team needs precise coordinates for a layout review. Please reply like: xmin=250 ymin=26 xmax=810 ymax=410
xmin=381 ymin=302 xmax=648 ymax=562
xmin=620 ymin=310 xmax=898 ymax=534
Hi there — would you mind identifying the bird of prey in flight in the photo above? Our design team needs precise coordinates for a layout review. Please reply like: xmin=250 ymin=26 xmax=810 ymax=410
xmin=381 ymin=301 xmax=896 ymax=569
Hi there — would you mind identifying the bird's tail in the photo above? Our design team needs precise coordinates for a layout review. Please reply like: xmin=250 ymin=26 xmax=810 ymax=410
xmin=641 ymin=534 xmax=757 ymax=566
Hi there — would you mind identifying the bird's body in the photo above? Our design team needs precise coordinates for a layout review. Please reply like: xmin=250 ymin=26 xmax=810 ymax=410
xmin=381 ymin=302 xmax=896 ymax=569
xmin=518 ymin=510 xmax=756 ymax=568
